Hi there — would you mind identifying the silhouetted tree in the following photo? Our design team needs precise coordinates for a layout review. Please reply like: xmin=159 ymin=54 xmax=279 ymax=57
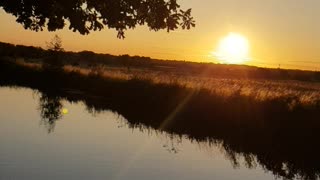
xmin=46 ymin=35 xmax=64 ymax=52
xmin=0 ymin=0 xmax=195 ymax=38
xmin=44 ymin=35 xmax=64 ymax=70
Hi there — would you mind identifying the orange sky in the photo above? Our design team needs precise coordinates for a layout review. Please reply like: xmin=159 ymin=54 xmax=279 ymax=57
xmin=1 ymin=0 xmax=320 ymax=70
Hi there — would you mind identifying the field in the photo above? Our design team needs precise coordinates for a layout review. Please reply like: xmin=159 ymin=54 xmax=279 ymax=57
xmin=64 ymin=65 xmax=320 ymax=108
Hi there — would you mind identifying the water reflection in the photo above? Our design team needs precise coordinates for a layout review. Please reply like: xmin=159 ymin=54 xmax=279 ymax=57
xmin=1 ymin=69 xmax=320 ymax=180
xmin=29 ymin=88 xmax=320 ymax=180
xmin=39 ymin=93 xmax=63 ymax=133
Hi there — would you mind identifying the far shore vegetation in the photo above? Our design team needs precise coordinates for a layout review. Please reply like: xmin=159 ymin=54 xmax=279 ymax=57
xmin=1 ymin=40 xmax=320 ymax=110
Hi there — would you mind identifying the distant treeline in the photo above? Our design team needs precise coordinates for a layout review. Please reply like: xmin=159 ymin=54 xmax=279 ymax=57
xmin=0 ymin=41 xmax=154 ymax=68
xmin=1 ymin=41 xmax=320 ymax=82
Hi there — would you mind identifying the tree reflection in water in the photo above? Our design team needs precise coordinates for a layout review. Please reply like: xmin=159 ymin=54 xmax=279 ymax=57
xmin=38 ymin=93 xmax=63 ymax=133
xmin=34 ymin=88 xmax=320 ymax=180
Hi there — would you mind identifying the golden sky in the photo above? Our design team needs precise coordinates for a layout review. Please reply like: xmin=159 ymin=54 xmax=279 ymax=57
xmin=1 ymin=0 xmax=320 ymax=70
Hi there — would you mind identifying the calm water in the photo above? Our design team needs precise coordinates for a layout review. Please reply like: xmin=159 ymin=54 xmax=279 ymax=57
xmin=0 ymin=87 xmax=277 ymax=180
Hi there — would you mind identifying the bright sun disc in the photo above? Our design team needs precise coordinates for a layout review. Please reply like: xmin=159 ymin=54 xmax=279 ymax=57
xmin=213 ymin=33 xmax=250 ymax=64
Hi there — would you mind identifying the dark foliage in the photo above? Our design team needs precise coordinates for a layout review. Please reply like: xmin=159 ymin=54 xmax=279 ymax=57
xmin=0 ymin=42 xmax=45 ymax=59
xmin=0 ymin=0 xmax=195 ymax=38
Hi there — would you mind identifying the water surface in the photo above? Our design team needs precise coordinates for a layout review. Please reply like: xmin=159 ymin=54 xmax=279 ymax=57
xmin=0 ymin=87 xmax=276 ymax=180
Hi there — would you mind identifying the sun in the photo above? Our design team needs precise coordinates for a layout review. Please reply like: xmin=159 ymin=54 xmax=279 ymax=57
xmin=212 ymin=33 xmax=250 ymax=64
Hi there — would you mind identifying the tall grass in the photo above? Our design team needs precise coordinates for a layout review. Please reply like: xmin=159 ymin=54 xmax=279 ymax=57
xmin=63 ymin=64 xmax=320 ymax=109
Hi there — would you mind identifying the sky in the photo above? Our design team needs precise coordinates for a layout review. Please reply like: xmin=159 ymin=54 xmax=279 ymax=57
xmin=0 ymin=0 xmax=320 ymax=70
